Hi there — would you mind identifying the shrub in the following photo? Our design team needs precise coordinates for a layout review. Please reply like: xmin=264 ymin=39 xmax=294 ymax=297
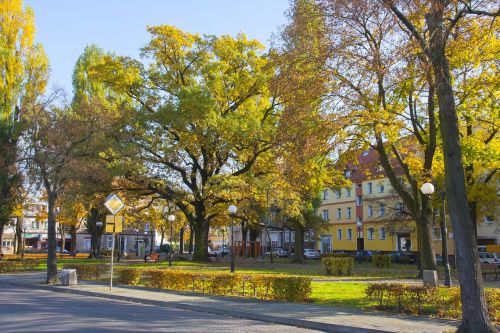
xmin=366 ymin=283 xmax=499 ymax=321
xmin=63 ymin=264 xmax=107 ymax=280
xmin=117 ymin=268 xmax=142 ymax=286
xmin=372 ymin=255 xmax=391 ymax=268
xmin=398 ymin=256 xmax=414 ymax=264
xmin=144 ymin=270 xmax=311 ymax=302
xmin=0 ymin=259 xmax=39 ymax=273
xmin=322 ymin=257 xmax=354 ymax=276
xmin=320 ymin=253 xmax=351 ymax=259
xmin=366 ymin=283 xmax=434 ymax=314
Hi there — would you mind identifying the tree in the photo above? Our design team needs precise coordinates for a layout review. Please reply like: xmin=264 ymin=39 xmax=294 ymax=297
xmin=26 ymin=99 xmax=116 ymax=283
xmin=93 ymin=26 xmax=280 ymax=260
xmin=382 ymin=1 xmax=499 ymax=331
xmin=0 ymin=0 xmax=48 ymax=255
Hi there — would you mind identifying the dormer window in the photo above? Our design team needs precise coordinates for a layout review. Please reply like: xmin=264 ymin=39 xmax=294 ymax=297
xmin=344 ymin=170 xmax=351 ymax=178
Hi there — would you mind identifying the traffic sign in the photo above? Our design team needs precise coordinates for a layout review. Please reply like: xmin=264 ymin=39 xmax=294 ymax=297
xmin=105 ymin=215 xmax=123 ymax=233
xmin=104 ymin=194 xmax=125 ymax=215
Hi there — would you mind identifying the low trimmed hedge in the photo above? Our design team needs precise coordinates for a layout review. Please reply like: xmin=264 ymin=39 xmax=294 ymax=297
xmin=372 ymin=255 xmax=391 ymax=268
xmin=0 ymin=259 xmax=39 ymax=273
xmin=366 ymin=282 xmax=500 ymax=322
xmin=321 ymin=257 xmax=354 ymax=276
xmin=320 ymin=253 xmax=351 ymax=259
xmin=117 ymin=269 xmax=311 ymax=302
xmin=63 ymin=264 xmax=107 ymax=280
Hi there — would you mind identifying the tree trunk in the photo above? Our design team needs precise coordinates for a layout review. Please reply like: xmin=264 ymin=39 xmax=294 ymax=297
xmin=46 ymin=192 xmax=58 ymax=284
xmin=468 ymin=200 xmax=478 ymax=239
xmin=416 ymin=215 xmax=437 ymax=271
xmin=426 ymin=5 xmax=493 ymax=331
xmin=241 ymin=221 xmax=248 ymax=257
xmin=249 ymin=228 xmax=258 ymax=258
xmin=292 ymin=224 xmax=305 ymax=263
xmin=179 ymin=227 xmax=184 ymax=254
xmin=192 ymin=218 xmax=209 ymax=261
xmin=0 ymin=224 xmax=4 ymax=256
xmin=188 ymin=223 xmax=194 ymax=254
xmin=16 ymin=217 xmax=23 ymax=255
xmin=70 ymin=225 xmax=77 ymax=253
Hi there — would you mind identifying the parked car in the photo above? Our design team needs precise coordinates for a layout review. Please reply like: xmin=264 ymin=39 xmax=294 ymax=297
xmin=387 ymin=251 xmax=418 ymax=264
xmin=264 ymin=248 xmax=289 ymax=257
xmin=479 ymin=252 xmax=499 ymax=265
xmin=354 ymin=250 xmax=375 ymax=262
xmin=44 ymin=246 xmax=69 ymax=254
xmin=214 ymin=246 xmax=229 ymax=256
xmin=304 ymin=249 xmax=320 ymax=259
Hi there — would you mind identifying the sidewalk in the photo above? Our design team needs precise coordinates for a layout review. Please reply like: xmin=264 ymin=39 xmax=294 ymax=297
xmin=0 ymin=272 xmax=458 ymax=333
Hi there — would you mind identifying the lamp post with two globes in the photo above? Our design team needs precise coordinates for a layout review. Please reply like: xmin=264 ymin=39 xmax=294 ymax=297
xmin=420 ymin=182 xmax=451 ymax=287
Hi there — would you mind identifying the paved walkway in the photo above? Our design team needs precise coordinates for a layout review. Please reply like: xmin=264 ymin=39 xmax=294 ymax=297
xmin=0 ymin=272 xmax=458 ymax=333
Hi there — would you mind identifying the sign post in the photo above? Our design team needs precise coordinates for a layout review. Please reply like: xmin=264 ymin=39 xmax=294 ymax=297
xmin=104 ymin=194 xmax=125 ymax=291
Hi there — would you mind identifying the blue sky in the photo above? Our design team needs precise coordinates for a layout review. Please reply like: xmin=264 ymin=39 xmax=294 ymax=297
xmin=25 ymin=0 xmax=290 ymax=94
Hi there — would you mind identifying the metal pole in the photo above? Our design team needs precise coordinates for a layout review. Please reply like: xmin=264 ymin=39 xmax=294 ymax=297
xmin=441 ymin=192 xmax=451 ymax=287
xmin=222 ymin=229 xmax=225 ymax=258
xmin=230 ymin=217 xmax=235 ymax=273
xmin=136 ymin=231 xmax=139 ymax=257
xmin=110 ymin=215 xmax=115 ymax=290
xmin=169 ymin=218 xmax=173 ymax=267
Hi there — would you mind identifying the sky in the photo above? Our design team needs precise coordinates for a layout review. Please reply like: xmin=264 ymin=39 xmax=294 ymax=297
xmin=25 ymin=0 xmax=290 ymax=95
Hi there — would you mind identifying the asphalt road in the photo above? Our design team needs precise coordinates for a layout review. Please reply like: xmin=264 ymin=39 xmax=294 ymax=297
xmin=0 ymin=285 xmax=318 ymax=333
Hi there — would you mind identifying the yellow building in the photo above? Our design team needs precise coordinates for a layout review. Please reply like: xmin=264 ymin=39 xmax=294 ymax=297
xmin=318 ymin=149 xmax=421 ymax=254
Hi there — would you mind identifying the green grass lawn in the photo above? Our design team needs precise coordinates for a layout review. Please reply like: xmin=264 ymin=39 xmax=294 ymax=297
xmin=310 ymin=281 xmax=374 ymax=308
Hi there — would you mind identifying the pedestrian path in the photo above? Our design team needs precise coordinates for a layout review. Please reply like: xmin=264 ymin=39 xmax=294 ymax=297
xmin=0 ymin=272 xmax=458 ymax=333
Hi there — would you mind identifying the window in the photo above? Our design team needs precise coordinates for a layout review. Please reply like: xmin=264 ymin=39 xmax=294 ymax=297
xmin=368 ymin=206 xmax=373 ymax=217
xmin=336 ymin=190 xmax=341 ymax=199
xmin=397 ymin=202 xmax=404 ymax=214
xmin=84 ymin=239 xmax=91 ymax=250
xmin=31 ymin=221 xmax=39 ymax=229
xmin=291 ymin=231 xmax=295 ymax=242
xmin=322 ymin=209 xmax=329 ymax=221
xmin=379 ymin=227 xmax=386 ymax=240
xmin=379 ymin=183 xmax=385 ymax=193
xmin=337 ymin=229 xmax=342 ymax=240
xmin=346 ymin=188 xmax=351 ymax=198
xmin=376 ymin=164 xmax=384 ymax=172
xmin=367 ymin=182 xmax=372 ymax=194
xmin=336 ymin=208 xmax=342 ymax=220
xmin=356 ymin=183 xmax=362 ymax=188
xmin=362 ymin=150 xmax=369 ymax=156
xmin=2 ymin=240 xmax=12 ymax=246
xmin=484 ymin=216 xmax=495 ymax=224
xmin=356 ymin=195 xmax=363 ymax=206
xmin=106 ymin=236 xmax=113 ymax=250
xmin=347 ymin=207 xmax=352 ymax=219
xmin=379 ymin=204 xmax=385 ymax=216
xmin=367 ymin=228 xmax=375 ymax=240
xmin=323 ymin=189 xmax=329 ymax=200
xmin=347 ymin=229 xmax=353 ymax=240
xmin=344 ymin=170 xmax=351 ymax=178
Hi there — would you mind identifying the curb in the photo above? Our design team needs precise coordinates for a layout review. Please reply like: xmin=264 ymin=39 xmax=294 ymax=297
xmin=1 ymin=280 xmax=392 ymax=333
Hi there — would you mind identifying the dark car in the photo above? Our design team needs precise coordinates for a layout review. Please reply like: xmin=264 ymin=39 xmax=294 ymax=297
xmin=387 ymin=251 xmax=418 ymax=264
xmin=354 ymin=250 xmax=375 ymax=262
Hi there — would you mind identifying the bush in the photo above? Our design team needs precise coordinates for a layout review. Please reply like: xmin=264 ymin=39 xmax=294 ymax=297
xmin=63 ymin=264 xmax=107 ymax=280
xmin=0 ymin=259 xmax=39 ymax=273
xmin=372 ymin=255 xmax=391 ymax=268
xmin=320 ymin=253 xmax=351 ymax=259
xmin=366 ymin=283 xmax=499 ymax=321
xmin=117 ymin=268 xmax=142 ymax=286
xmin=398 ymin=256 xmax=414 ymax=264
xmin=144 ymin=269 xmax=312 ymax=302
xmin=322 ymin=257 xmax=354 ymax=276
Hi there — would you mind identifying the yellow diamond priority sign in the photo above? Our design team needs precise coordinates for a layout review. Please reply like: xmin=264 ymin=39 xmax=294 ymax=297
xmin=104 ymin=194 xmax=125 ymax=215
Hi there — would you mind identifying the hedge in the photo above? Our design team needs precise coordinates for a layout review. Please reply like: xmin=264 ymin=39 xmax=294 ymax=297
xmin=366 ymin=282 xmax=500 ymax=322
xmin=372 ymin=255 xmax=391 ymax=268
xmin=321 ymin=257 xmax=354 ymax=276
xmin=0 ymin=259 xmax=39 ymax=273
xmin=320 ymin=253 xmax=351 ymax=259
xmin=63 ymin=264 xmax=108 ymax=280
xmin=117 ymin=269 xmax=312 ymax=302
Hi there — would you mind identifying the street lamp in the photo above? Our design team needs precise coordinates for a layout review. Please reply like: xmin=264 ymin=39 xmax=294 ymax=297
xmin=167 ymin=214 xmax=176 ymax=266
xmin=228 ymin=205 xmax=237 ymax=273
xmin=421 ymin=182 xmax=451 ymax=287
xmin=96 ymin=221 xmax=103 ymax=256
xmin=134 ymin=229 xmax=139 ymax=257
xmin=21 ymin=221 xmax=28 ymax=259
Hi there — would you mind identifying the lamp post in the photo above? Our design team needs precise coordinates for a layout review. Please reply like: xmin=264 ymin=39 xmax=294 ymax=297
xmin=96 ymin=221 xmax=103 ymax=256
xmin=228 ymin=205 xmax=237 ymax=273
xmin=21 ymin=222 xmax=28 ymax=259
xmin=167 ymin=214 xmax=175 ymax=267
xmin=134 ymin=229 xmax=139 ymax=257
xmin=421 ymin=182 xmax=451 ymax=287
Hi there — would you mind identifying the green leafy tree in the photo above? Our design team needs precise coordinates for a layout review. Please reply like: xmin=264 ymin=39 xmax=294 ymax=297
xmin=92 ymin=26 xmax=280 ymax=260
xmin=0 ymin=0 xmax=48 ymax=254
